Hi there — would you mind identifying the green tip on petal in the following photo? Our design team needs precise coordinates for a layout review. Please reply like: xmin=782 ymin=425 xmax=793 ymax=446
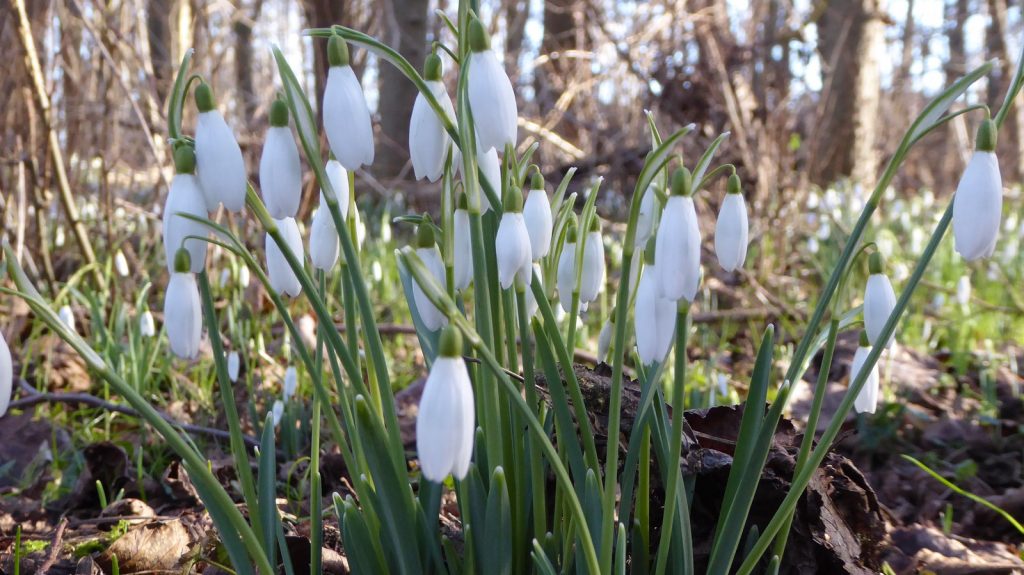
xmin=174 ymin=146 xmax=196 ymax=174
xmin=530 ymin=171 xmax=544 ymax=191
xmin=858 ymin=330 xmax=871 ymax=347
xmin=438 ymin=325 xmax=462 ymax=357
xmin=468 ymin=18 xmax=490 ymax=52
xmin=588 ymin=216 xmax=601 ymax=233
xmin=195 ymin=83 xmax=215 ymax=112
xmin=565 ymin=217 xmax=578 ymax=243
xmin=416 ymin=214 xmax=436 ymax=248
xmin=424 ymin=53 xmax=443 ymax=81
xmin=328 ymin=36 xmax=350 ymax=67
xmin=868 ymin=252 xmax=884 ymax=275
xmin=644 ymin=235 xmax=657 ymax=265
xmin=670 ymin=167 xmax=692 ymax=196
xmin=727 ymin=173 xmax=742 ymax=195
xmin=976 ymin=118 xmax=997 ymax=152
xmin=456 ymin=192 xmax=468 ymax=210
xmin=503 ymin=186 xmax=524 ymax=212
xmin=269 ymin=99 xmax=289 ymax=127
xmin=607 ymin=308 xmax=616 ymax=323
xmin=173 ymin=248 xmax=192 ymax=273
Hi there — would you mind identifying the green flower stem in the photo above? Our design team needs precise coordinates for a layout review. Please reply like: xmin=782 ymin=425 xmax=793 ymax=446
xmin=653 ymin=303 xmax=694 ymax=575
xmin=516 ymin=281 xmax=547 ymax=539
xmin=2 ymin=249 xmax=274 ymax=575
xmin=310 ymin=271 xmax=329 ymax=575
xmin=737 ymin=199 xmax=955 ymax=574
xmin=399 ymin=246 xmax=600 ymax=574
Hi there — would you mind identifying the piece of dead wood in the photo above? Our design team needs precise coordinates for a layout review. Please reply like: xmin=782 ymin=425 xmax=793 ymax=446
xmin=99 ymin=519 xmax=192 ymax=573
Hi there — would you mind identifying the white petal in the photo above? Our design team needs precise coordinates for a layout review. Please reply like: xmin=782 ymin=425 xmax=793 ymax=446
xmin=851 ymin=346 xmax=880 ymax=414
xmin=139 ymin=310 xmax=156 ymax=338
xmin=496 ymin=213 xmax=532 ymax=289
xmin=227 ymin=351 xmax=241 ymax=382
xmin=266 ymin=217 xmax=304 ymax=297
xmin=864 ymin=274 xmax=897 ymax=348
xmin=715 ymin=194 xmax=748 ymax=272
xmin=953 ymin=151 xmax=1002 ymax=261
xmin=164 ymin=272 xmax=203 ymax=359
xmin=580 ymin=231 xmax=605 ymax=303
xmin=283 ymin=366 xmax=298 ymax=402
xmin=557 ymin=242 xmax=576 ymax=313
xmin=0 ymin=331 xmax=11 ymax=417
xmin=323 ymin=160 xmax=350 ymax=221
xmin=195 ymin=111 xmax=247 ymax=212
xmin=635 ymin=268 xmax=660 ymax=365
xmin=468 ymin=50 xmax=518 ymax=153
xmin=635 ymin=186 xmax=657 ymax=248
xmin=163 ymin=174 xmax=209 ymax=274
xmin=324 ymin=66 xmax=375 ymax=170
xmin=412 ymin=246 xmax=448 ymax=331
xmin=260 ymin=126 xmax=303 ymax=219
xmin=524 ymin=189 xmax=553 ymax=259
xmin=656 ymin=196 xmax=701 ymax=302
xmin=450 ymin=361 xmax=476 ymax=479
xmin=478 ymin=147 xmax=501 ymax=212
xmin=454 ymin=209 xmax=473 ymax=291
xmin=598 ymin=320 xmax=612 ymax=362
xmin=417 ymin=356 xmax=475 ymax=481
xmin=310 ymin=201 xmax=340 ymax=271
xmin=524 ymin=263 xmax=542 ymax=318
xmin=410 ymin=81 xmax=454 ymax=182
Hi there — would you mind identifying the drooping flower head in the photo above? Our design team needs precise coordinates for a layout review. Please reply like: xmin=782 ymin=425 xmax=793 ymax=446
xmin=467 ymin=18 xmax=517 ymax=154
xmin=453 ymin=193 xmax=473 ymax=291
xmin=164 ymin=249 xmax=203 ymax=359
xmin=635 ymin=239 xmax=676 ymax=366
xmin=411 ymin=215 xmax=448 ymax=331
xmin=0 ymin=329 xmax=12 ymax=417
xmin=417 ymin=325 xmax=475 ymax=482
xmin=598 ymin=312 xmax=614 ymax=363
xmin=265 ymin=217 xmax=304 ymax=297
xmin=496 ymin=186 xmax=532 ymax=289
xmin=163 ymin=146 xmax=208 ymax=274
xmin=557 ymin=216 xmax=579 ymax=313
xmin=634 ymin=183 xmax=658 ymax=249
xmin=260 ymin=99 xmax=303 ymax=219
xmin=524 ymin=171 xmax=553 ymax=260
xmin=715 ymin=173 xmax=749 ymax=272
xmin=580 ymin=217 xmax=606 ymax=305
xmin=656 ymin=167 xmax=701 ymax=302
xmin=863 ymin=252 xmax=897 ymax=349
xmin=851 ymin=330 xmax=880 ymax=414
xmin=323 ymin=36 xmax=374 ymax=170
xmin=193 ymin=83 xmax=247 ymax=212
xmin=953 ymin=119 xmax=1002 ymax=261
xmin=410 ymin=53 xmax=455 ymax=182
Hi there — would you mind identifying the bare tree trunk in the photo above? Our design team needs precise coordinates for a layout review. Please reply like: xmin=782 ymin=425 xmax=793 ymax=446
xmin=376 ymin=0 xmax=430 ymax=180
xmin=986 ymin=0 xmax=1024 ymax=179
xmin=234 ymin=0 xmax=264 ymax=122
xmin=811 ymin=0 xmax=882 ymax=186
xmin=945 ymin=0 xmax=970 ymax=170
xmin=303 ymin=0 xmax=347 ymax=124
xmin=147 ymin=0 xmax=172 ymax=103
xmin=505 ymin=0 xmax=528 ymax=75
xmin=538 ymin=0 xmax=581 ymax=140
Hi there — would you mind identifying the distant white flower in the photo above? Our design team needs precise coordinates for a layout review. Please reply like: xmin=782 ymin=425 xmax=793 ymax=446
xmin=953 ymin=120 xmax=1002 ymax=261
xmin=417 ymin=327 xmax=475 ymax=482
xmin=265 ymin=217 xmax=304 ymax=297
xmin=409 ymin=54 xmax=454 ymax=182
xmin=283 ymin=366 xmax=298 ymax=402
xmin=323 ymin=37 xmax=374 ymax=170
xmin=715 ymin=175 xmax=748 ymax=272
xmin=635 ymin=264 xmax=675 ymax=366
xmin=598 ymin=317 xmax=613 ymax=363
xmin=0 ymin=330 xmax=12 ymax=417
xmin=466 ymin=19 xmax=517 ymax=154
xmin=271 ymin=400 xmax=285 ymax=426
xmin=260 ymin=100 xmax=303 ymax=219
xmin=524 ymin=175 xmax=553 ymax=260
xmin=193 ymin=83 xmax=247 ymax=212
xmin=863 ymin=253 xmax=897 ymax=349
xmin=956 ymin=275 xmax=971 ymax=308
xmin=557 ymin=227 xmax=577 ymax=313
xmin=219 ymin=268 xmax=231 ymax=288
xmin=239 ymin=265 xmax=251 ymax=288
xmin=580 ymin=222 xmax=605 ymax=304
xmin=58 ymin=305 xmax=75 ymax=331
xmin=807 ymin=237 xmax=820 ymax=254
xmin=114 ymin=251 xmax=129 ymax=277
xmin=139 ymin=310 xmax=156 ymax=338
xmin=227 ymin=351 xmax=241 ymax=382
xmin=655 ymin=170 xmax=700 ymax=302
xmin=453 ymin=201 xmax=473 ymax=291
xmin=411 ymin=221 xmax=447 ymax=331
xmin=310 ymin=199 xmax=341 ymax=272
xmin=635 ymin=185 xmax=657 ymax=248
xmin=495 ymin=189 xmax=532 ymax=289
xmin=164 ymin=270 xmax=202 ymax=359
xmin=163 ymin=147 xmax=208 ymax=274
xmin=851 ymin=333 xmax=880 ymax=414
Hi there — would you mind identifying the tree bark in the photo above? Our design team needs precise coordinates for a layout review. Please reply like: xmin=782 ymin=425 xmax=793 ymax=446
xmin=986 ymin=0 xmax=1024 ymax=179
xmin=147 ymin=0 xmax=172 ymax=103
xmin=303 ymin=0 xmax=347 ymax=125
xmin=538 ymin=0 xmax=582 ymax=139
xmin=234 ymin=0 xmax=264 ymax=122
xmin=376 ymin=0 xmax=430 ymax=180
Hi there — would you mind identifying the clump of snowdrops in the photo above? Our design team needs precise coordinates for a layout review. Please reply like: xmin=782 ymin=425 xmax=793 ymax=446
xmin=1 ymin=4 xmax=1023 ymax=574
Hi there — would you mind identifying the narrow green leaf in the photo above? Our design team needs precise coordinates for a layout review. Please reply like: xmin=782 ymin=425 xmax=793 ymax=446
xmin=342 ymin=498 xmax=390 ymax=575
xmin=258 ymin=414 xmax=279 ymax=569
xmin=690 ymin=132 xmax=730 ymax=191
xmin=167 ymin=49 xmax=194 ymax=140
xmin=483 ymin=467 xmax=512 ymax=575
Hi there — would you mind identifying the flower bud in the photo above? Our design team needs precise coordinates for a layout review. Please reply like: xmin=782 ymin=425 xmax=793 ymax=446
xmin=953 ymin=119 xmax=1002 ymax=261
xmin=163 ymin=150 xmax=209 ymax=274
xmin=580 ymin=218 xmax=605 ymax=304
xmin=324 ymin=38 xmax=374 ymax=170
xmin=260 ymin=100 xmax=303 ymax=219
xmin=655 ymin=193 xmax=701 ymax=302
xmin=715 ymin=174 xmax=748 ymax=272
xmin=410 ymin=55 xmax=455 ymax=182
xmin=164 ymin=271 xmax=202 ymax=359
xmin=524 ymin=174 xmax=553 ymax=260
xmin=411 ymin=217 xmax=448 ymax=331
xmin=194 ymin=83 xmax=247 ymax=212
xmin=453 ymin=194 xmax=473 ymax=291
xmin=467 ymin=18 xmax=517 ymax=153
xmin=417 ymin=325 xmax=475 ymax=481
xmin=863 ymin=252 xmax=897 ymax=348
xmin=496 ymin=188 xmax=532 ymax=289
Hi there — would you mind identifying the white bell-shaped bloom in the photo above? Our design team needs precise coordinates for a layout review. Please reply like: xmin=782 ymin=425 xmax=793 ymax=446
xmin=956 ymin=275 xmax=971 ymax=308
xmin=410 ymin=55 xmax=455 ymax=182
xmin=656 ymin=173 xmax=701 ymax=302
xmin=164 ymin=270 xmax=202 ymax=359
xmin=580 ymin=224 xmax=606 ymax=304
xmin=635 ymin=264 xmax=676 ymax=366
xmin=0 ymin=330 xmax=12 ymax=417
xmin=598 ymin=318 xmax=613 ymax=363
xmin=557 ymin=231 xmax=577 ymax=313
xmin=227 ymin=351 xmax=241 ymax=383
xmin=453 ymin=203 xmax=473 ymax=291
xmin=265 ymin=217 xmax=304 ymax=297
xmin=715 ymin=176 xmax=749 ymax=272
xmin=411 ymin=221 xmax=448 ymax=331
xmin=193 ymin=83 xmax=247 ymax=212
xmin=524 ymin=263 xmax=542 ymax=319
xmin=239 ymin=265 xmax=251 ymax=288
xmin=271 ymin=400 xmax=285 ymax=426
xmin=283 ymin=366 xmax=298 ymax=402
xmin=322 ymin=159 xmax=350 ymax=219
xmin=495 ymin=189 xmax=532 ymax=289
xmin=417 ymin=326 xmax=475 ymax=481
xmin=466 ymin=20 xmax=517 ymax=154
xmin=139 ymin=310 xmax=156 ymax=338
xmin=323 ymin=38 xmax=374 ymax=170
xmin=863 ymin=253 xmax=897 ymax=349
xmin=310 ymin=197 xmax=341 ymax=271
xmin=58 ymin=305 xmax=76 ymax=332
xmin=478 ymin=147 xmax=501 ymax=213
xmin=114 ymin=250 xmax=129 ymax=277
xmin=953 ymin=120 xmax=1002 ymax=262
xmin=260 ymin=101 xmax=303 ymax=219
xmin=851 ymin=334 xmax=880 ymax=414
xmin=635 ymin=185 xmax=658 ymax=249
xmin=163 ymin=148 xmax=208 ymax=274
xmin=524 ymin=174 xmax=552 ymax=259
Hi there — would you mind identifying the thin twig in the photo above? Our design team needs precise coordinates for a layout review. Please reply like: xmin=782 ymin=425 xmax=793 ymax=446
xmin=37 ymin=516 xmax=67 ymax=574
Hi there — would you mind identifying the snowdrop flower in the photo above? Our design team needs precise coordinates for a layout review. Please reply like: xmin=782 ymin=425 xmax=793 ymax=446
xmin=219 ymin=268 xmax=231 ymax=288
xmin=139 ymin=310 xmax=156 ymax=338
xmin=597 ymin=315 xmax=614 ymax=363
xmin=477 ymin=147 xmax=501 ymax=213
xmin=523 ymin=172 xmax=552 ymax=259
xmin=265 ymin=217 xmax=304 ymax=297
xmin=953 ymin=119 xmax=1002 ymax=261
xmin=271 ymin=400 xmax=285 ymax=426
xmin=635 ymin=184 xmax=658 ymax=249
xmin=323 ymin=37 xmax=374 ymax=170
xmin=227 ymin=351 xmax=241 ymax=383
xmin=310 ymin=198 xmax=341 ymax=271
xmin=193 ymin=83 xmax=246 ymax=212
xmin=453 ymin=195 xmax=473 ymax=291
xmin=283 ymin=366 xmax=298 ymax=402
xmin=557 ymin=219 xmax=578 ymax=313
xmin=411 ymin=218 xmax=447 ymax=331
xmin=409 ymin=54 xmax=454 ymax=182
xmin=635 ymin=250 xmax=676 ymax=365
xmin=58 ymin=305 xmax=75 ymax=331
xmin=114 ymin=250 xmax=129 ymax=277
xmin=260 ymin=100 xmax=303 ymax=219
xmin=164 ymin=250 xmax=202 ymax=359
xmin=816 ymin=221 xmax=831 ymax=240
xmin=655 ymin=168 xmax=701 ymax=302
xmin=715 ymin=174 xmax=748 ymax=272
xmin=466 ymin=19 xmax=517 ymax=154
xmin=55 ymin=226 xmax=65 ymax=248
xmin=496 ymin=187 xmax=532 ymax=289
xmin=163 ymin=147 xmax=208 ymax=274
xmin=0 ymin=330 xmax=10 ymax=417
xmin=417 ymin=326 xmax=475 ymax=481
xmin=851 ymin=331 xmax=880 ymax=414
xmin=580 ymin=218 xmax=606 ymax=305
xmin=863 ymin=253 xmax=897 ymax=349
xmin=807 ymin=236 xmax=820 ymax=254
xmin=322 ymin=159 xmax=350 ymax=218
xmin=956 ymin=275 xmax=971 ymax=308
xmin=239 ymin=265 xmax=251 ymax=288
